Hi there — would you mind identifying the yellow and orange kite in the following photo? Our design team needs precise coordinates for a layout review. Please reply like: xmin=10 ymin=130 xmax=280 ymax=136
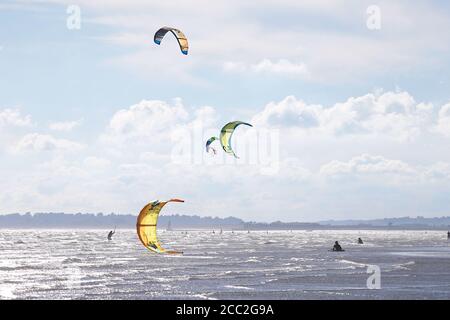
xmin=136 ymin=199 xmax=184 ymax=254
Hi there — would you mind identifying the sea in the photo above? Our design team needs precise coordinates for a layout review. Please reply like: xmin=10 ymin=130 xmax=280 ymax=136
xmin=1 ymin=229 xmax=449 ymax=299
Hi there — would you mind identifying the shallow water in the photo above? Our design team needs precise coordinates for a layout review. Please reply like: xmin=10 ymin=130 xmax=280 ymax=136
xmin=1 ymin=229 xmax=449 ymax=299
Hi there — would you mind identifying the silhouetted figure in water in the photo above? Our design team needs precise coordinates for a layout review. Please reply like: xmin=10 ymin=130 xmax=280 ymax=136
xmin=107 ymin=230 xmax=115 ymax=241
xmin=358 ymin=237 xmax=364 ymax=244
xmin=447 ymin=231 xmax=450 ymax=239
xmin=148 ymin=242 xmax=157 ymax=250
xmin=332 ymin=241 xmax=343 ymax=252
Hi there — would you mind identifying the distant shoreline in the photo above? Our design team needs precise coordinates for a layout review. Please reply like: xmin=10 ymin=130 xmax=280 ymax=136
xmin=0 ymin=226 xmax=448 ymax=231
xmin=1 ymin=212 xmax=449 ymax=231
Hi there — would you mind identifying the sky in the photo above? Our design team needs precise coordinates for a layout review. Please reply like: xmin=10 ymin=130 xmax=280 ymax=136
xmin=1 ymin=0 xmax=450 ymax=222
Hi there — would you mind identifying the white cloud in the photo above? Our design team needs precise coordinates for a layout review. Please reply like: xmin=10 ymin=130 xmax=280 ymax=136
xmin=49 ymin=120 xmax=81 ymax=132
xmin=107 ymin=99 xmax=188 ymax=137
xmin=252 ymin=90 xmax=435 ymax=141
xmin=100 ymin=99 xmax=219 ymax=152
xmin=320 ymin=154 xmax=416 ymax=177
xmin=223 ymin=61 xmax=247 ymax=73
xmin=14 ymin=133 xmax=84 ymax=153
xmin=0 ymin=108 xmax=32 ymax=128
xmin=251 ymin=59 xmax=309 ymax=76
xmin=83 ymin=156 xmax=111 ymax=168
xmin=434 ymin=103 xmax=450 ymax=137
xmin=252 ymin=95 xmax=321 ymax=128
xmin=319 ymin=153 xmax=450 ymax=190
xmin=224 ymin=59 xmax=309 ymax=77
xmin=99 ymin=32 xmax=150 ymax=48
xmin=423 ymin=162 xmax=450 ymax=181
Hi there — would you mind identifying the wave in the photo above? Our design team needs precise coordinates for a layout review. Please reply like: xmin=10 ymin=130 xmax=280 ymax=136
xmin=0 ymin=287 xmax=16 ymax=299
xmin=339 ymin=260 xmax=367 ymax=268
xmin=62 ymin=258 xmax=82 ymax=264
xmin=224 ymin=285 xmax=254 ymax=290
xmin=393 ymin=261 xmax=415 ymax=270
xmin=190 ymin=294 xmax=218 ymax=300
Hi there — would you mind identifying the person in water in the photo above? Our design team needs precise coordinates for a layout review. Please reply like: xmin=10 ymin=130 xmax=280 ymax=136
xmin=332 ymin=241 xmax=343 ymax=251
xmin=148 ymin=242 xmax=158 ymax=250
xmin=358 ymin=237 xmax=364 ymax=244
xmin=448 ymin=231 xmax=450 ymax=239
xmin=107 ymin=230 xmax=115 ymax=240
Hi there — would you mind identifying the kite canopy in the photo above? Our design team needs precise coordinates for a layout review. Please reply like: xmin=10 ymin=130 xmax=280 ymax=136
xmin=220 ymin=121 xmax=253 ymax=158
xmin=136 ymin=199 xmax=184 ymax=254
xmin=154 ymin=27 xmax=189 ymax=55
xmin=206 ymin=136 xmax=218 ymax=154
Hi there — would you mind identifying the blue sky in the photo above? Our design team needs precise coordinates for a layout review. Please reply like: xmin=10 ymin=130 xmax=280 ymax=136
xmin=1 ymin=0 xmax=450 ymax=221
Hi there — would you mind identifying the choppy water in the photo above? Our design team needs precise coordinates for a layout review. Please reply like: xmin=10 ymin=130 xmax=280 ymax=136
xmin=1 ymin=229 xmax=450 ymax=299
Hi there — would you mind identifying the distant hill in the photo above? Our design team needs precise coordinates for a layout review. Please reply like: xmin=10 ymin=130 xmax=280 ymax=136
xmin=319 ymin=216 xmax=450 ymax=229
xmin=0 ymin=213 xmax=449 ymax=230
xmin=244 ymin=221 xmax=321 ymax=230
xmin=0 ymin=212 xmax=244 ymax=229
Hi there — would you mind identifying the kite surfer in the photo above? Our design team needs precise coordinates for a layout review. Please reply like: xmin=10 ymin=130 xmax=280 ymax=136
xmin=107 ymin=228 xmax=115 ymax=241
xmin=332 ymin=241 xmax=344 ymax=252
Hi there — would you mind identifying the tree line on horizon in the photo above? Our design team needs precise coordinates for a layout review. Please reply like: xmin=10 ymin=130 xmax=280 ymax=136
xmin=1 ymin=212 xmax=450 ymax=229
